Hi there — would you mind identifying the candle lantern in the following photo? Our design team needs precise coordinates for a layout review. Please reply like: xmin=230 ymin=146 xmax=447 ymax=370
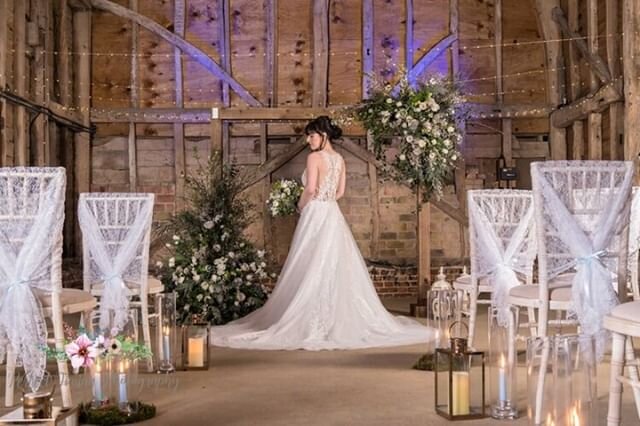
xmin=157 ymin=292 xmax=177 ymax=373
xmin=488 ymin=306 xmax=519 ymax=419
xmin=527 ymin=334 xmax=597 ymax=426
xmin=427 ymin=288 xmax=463 ymax=350
xmin=435 ymin=322 xmax=486 ymax=420
xmin=181 ymin=320 xmax=210 ymax=371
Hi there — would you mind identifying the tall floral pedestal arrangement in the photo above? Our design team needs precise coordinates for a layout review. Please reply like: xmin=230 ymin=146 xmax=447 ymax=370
xmin=159 ymin=152 xmax=272 ymax=325
xmin=348 ymin=71 xmax=464 ymax=299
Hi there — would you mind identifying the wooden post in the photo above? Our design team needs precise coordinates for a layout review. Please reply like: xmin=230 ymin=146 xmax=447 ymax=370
xmin=366 ymin=132 xmax=379 ymax=260
xmin=263 ymin=0 xmax=278 ymax=251
xmin=533 ymin=0 xmax=567 ymax=160
xmin=0 ymin=0 xmax=14 ymax=166
xmin=623 ymin=0 xmax=640 ymax=175
xmin=606 ymin=0 xmax=622 ymax=160
xmin=587 ymin=0 xmax=602 ymax=160
xmin=312 ymin=0 xmax=329 ymax=107
xmin=417 ymin=195 xmax=431 ymax=298
xmin=362 ymin=0 xmax=373 ymax=98
xmin=127 ymin=0 xmax=138 ymax=191
xmin=218 ymin=0 xmax=231 ymax=164
xmin=73 ymin=10 xmax=91 ymax=198
xmin=32 ymin=0 xmax=49 ymax=166
xmin=405 ymin=0 xmax=413 ymax=71
xmin=567 ymin=0 xmax=584 ymax=160
xmin=173 ymin=0 xmax=185 ymax=210
xmin=15 ymin=0 xmax=28 ymax=165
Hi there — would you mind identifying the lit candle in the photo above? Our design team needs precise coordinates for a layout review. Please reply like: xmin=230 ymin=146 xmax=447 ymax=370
xmin=451 ymin=371 xmax=470 ymax=415
xmin=188 ymin=337 xmax=205 ymax=367
xmin=546 ymin=413 xmax=556 ymax=426
xmin=93 ymin=361 xmax=102 ymax=403
xmin=118 ymin=360 xmax=128 ymax=405
xmin=498 ymin=354 xmax=507 ymax=402
xmin=569 ymin=403 xmax=581 ymax=426
xmin=162 ymin=326 xmax=171 ymax=361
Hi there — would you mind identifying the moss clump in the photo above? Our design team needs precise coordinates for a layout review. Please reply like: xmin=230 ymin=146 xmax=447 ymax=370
xmin=78 ymin=402 xmax=156 ymax=425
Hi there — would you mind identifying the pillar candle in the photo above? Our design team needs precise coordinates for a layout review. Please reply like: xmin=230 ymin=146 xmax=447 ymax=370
xmin=188 ymin=337 xmax=205 ymax=367
xmin=118 ymin=360 xmax=128 ymax=404
xmin=451 ymin=371 xmax=470 ymax=416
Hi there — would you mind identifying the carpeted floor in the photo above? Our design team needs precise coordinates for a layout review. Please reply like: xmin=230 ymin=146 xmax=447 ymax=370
xmin=1 ymin=298 xmax=638 ymax=425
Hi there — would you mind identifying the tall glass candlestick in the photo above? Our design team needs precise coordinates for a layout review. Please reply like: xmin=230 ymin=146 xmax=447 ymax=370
xmin=118 ymin=360 xmax=128 ymax=409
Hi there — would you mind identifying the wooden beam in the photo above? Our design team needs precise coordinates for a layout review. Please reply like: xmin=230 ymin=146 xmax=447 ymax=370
xmin=91 ymin=108 xmax=212 ymax=123
xmin=495 ymin=0 xmax=503 ymax=105
xmin=417 ymin=202 xmax=430 ymax=294
xmin=362 ymin=0 xmax=373 ymax=98
xmin=551 ymin=81 xmax=623 ymax=127
xmin=623 ymin=0 xmax=640 ymax=172
xmin=606 ymin=0 xmax=622 ymax=160
xmin=14 ymin=0 xmax=28 ymax=165
xmin=586 ymin=0 xmax=602 ymax=160
xmin=88 ymin=0 xmax=262 ymax=107
xmin=399 ymin=34 xmax=457 ymax=88
xmin=128 ymin=0 xmax=138 ymax=192
xmin=0 ymin=0 xmax=14 ymax=166
xmin=48 ymin=101 xmax=84 ymax=124
xmin=587 ymin=112 xmax=602 ymax=159
xmin=218 ymin=0 xmax=230 ymax=106
xmin=551 ymin=6 xmax=613 ymax=84
xmin=467 ymin=103 xmax=553 ymax=119
xmin=73 ymin=8 xmax=91 ymax=211
xmin=173 ymin=0 xmax=185 ymax=210
xmin=450 ymin=0 xmax=459 ymax=76
xmin=68 ymin=0 xmax=91 ymax=10
xmin=241 ymin=136 xmax=307 ymax=190
xmin=405 ymin=0 xmax=413 ymax=71
xmin=533 ymin=0 xmax=567 ymax=159
xmin=265 ymin=0 xmax=278 ymax=106
xmin=567 ymin=0 xmax=583 ymax=160
xmin=312 ymin=0 xmax=329 ymax=107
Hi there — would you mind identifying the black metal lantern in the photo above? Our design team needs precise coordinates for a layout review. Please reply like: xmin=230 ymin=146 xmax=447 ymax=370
xmin=435 ymin=322 xmax=486 ymax=420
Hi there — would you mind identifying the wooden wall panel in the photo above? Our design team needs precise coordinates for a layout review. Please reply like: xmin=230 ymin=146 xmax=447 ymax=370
xmin=91 ymin=0 xmax=131 ymax=110
xmin=229 ymin=0 xmax=267 ymax=106
xmin=277 ymin=0 xmax=313 ymax=106
xmin=373 ymin=0 xmax=405 ymax=82
xmin=327 ymin=0 xmax=362 ymax=105
xmin=183 ymin=0 xmax=224 ymax=107
xmin=412 ymin=0 xmax=450 ymax=66
xmin=138 ymin=0 xmax=175 ymax=108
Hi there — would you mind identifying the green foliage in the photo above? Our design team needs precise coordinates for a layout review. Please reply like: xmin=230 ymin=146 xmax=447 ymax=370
xmin=78 ymin=402 xmax=156 ymax=425
xmin=159 ymin=152 xmax=271 ymax=325
xmin=349 ymin=71 xmax=465 ymax=201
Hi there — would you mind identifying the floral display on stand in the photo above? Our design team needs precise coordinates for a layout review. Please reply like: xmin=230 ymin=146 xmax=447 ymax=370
xmin=159 ymin=152 xmax=273 ymax=326
xmin=346 ymin=69 xmax=465 ymax=201
xmin=267 ymin=178 xmax=304 ymax=217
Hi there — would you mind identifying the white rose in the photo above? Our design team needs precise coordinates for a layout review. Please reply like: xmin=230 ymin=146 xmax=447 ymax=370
xmin=196 ymin=294 xmax=203 ymax=301
xmin=451 ymin=154 xmax=458 ymax=161
xmin=193 ymin=274 xmax=201 ymax=283
xmin=156 ymin=261 xmax=163 ymax=268
xmin=396 ymin=101 xmax=402 ymax=107
xmin=447 ymin=126 xmax=455 ymax=133
xmin=418 ymin=139 xmax=427 ymax=148
xmin=172 ymin=235 xmax=180 ymax=241
xmin=399 ymin=154 xmax=406 ymax=161
xmin=386 ymin=98 xmax=393 ymax=104
xmin=204 ymin=221 xmax=214 ymax=229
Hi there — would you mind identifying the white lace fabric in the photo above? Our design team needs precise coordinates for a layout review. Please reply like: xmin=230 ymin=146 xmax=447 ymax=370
xmin=212 ymin=151 xmax=433 ymax=350
xmin=627 ymin=188 xmax=640 ymax=297
xmin=78 ymin=193 xmax=154 ymax=334
xmin=0 ymin=168 xmax=66 ymax=392
xmin=301 ymin=151 xmax=343 ymax=201
xmin=468 ymin=190 xmax=536 ymax=326
xmin=531 ymin=161 xmax=633 ymax=357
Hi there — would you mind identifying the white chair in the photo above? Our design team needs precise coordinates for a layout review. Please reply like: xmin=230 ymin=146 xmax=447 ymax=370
xmin=0 ymin=168 xmax=96 ymax=407
xmin=453 ymin=189 xmax=537 ymax=349
xmin=78 ymin=193 xmax=161 ymax=370
xmin=513 ymin=160 xmax=633 ymax=425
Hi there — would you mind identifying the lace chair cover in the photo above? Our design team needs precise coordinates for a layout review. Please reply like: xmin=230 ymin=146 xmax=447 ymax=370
xmin=531 ymin=161 xmax=633 ymax=357
xmin=78 ymin=193 xmax=154 ymax=334
xmin=468 ymin=189 xmax=536 ymax=326
xmin=0 ymin=167 xmax=66 ymax=392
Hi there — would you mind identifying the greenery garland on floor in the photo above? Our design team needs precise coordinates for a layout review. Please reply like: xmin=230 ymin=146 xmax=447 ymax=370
xmin=78 ymin=402 xmax=156 ymax=425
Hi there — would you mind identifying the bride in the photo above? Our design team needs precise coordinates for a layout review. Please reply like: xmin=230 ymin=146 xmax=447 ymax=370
xmin=211 ymin=116 xmax=434 ymax=350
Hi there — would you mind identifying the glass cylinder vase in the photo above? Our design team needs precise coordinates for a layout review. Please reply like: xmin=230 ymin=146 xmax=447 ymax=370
xmin=488 ymin=305 xmax=519 ymax=420
xmin=526 ymin=334 xmax=597 ymax=426
xmin=157 ymin=292 xmax=177 ymax=373
xmin=427 ymin=289 xmax=463 ymax=350
xmin=90 ymin=357 xmax=110 ymax=407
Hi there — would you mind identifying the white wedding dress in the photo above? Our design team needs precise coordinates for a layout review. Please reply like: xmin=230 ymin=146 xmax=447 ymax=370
xmin=211 ymin=150 xmax=434 ymax=350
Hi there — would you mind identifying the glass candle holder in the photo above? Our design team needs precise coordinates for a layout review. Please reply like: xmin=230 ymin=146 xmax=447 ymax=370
xmin=488 ymin=305 xmax=519 ymax=420
xmin=527 ymin=334 xmax=597 ymax=426
xmin=157 ymin=292 xmax=177 ymax=373
xmin=427 ymin=288 xmax=463 ymax=350
xmin=90 ymin=358 xmax=110 ymax=407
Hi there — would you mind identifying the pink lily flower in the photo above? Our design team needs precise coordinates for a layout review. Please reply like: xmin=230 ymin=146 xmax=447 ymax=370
xmin=64 ymin=334 xmax=98 ymax=370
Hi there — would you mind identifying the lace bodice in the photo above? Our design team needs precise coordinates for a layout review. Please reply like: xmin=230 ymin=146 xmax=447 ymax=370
xmin=301 ymin=151 xmax=343 ymax=201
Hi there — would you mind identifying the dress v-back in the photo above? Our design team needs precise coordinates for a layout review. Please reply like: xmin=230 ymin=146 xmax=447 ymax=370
xmin=211 ymin=150 xmax=433 ymax=350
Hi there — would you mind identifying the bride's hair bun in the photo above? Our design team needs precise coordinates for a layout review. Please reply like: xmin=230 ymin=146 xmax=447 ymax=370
xmin=304 ymin=115 xmax=343 ymax=140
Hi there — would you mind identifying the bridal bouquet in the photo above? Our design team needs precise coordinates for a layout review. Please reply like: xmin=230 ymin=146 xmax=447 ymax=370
xmin=267 ymin=179 xmax=304 ymax=217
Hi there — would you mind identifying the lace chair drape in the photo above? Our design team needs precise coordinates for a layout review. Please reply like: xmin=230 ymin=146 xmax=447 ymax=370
xmin=468 ymin=189 xmax=536 ymax=327
xmin=0 ymin=168 xmax=65 ymax=392
xmin=627 ymin=187 xmax=640 ymax=300
xmin=531 ymin=160 xmax=633 ymax=357
xmin=78 ymin=193 xmax=154 ymax=334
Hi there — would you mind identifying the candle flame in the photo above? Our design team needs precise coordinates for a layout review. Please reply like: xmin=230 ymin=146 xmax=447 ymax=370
xmin=570 ymin=404 xmax=581 ymax=426
xmin=119 ymin=361 xmax=124 ymax=374
xmin=545 ymin=413 xmax=555 ymax=426
xmin=499 ymin=354 xmax=506 ymax=369
xmin=163 ymin=326 xmax=170 ymax=335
